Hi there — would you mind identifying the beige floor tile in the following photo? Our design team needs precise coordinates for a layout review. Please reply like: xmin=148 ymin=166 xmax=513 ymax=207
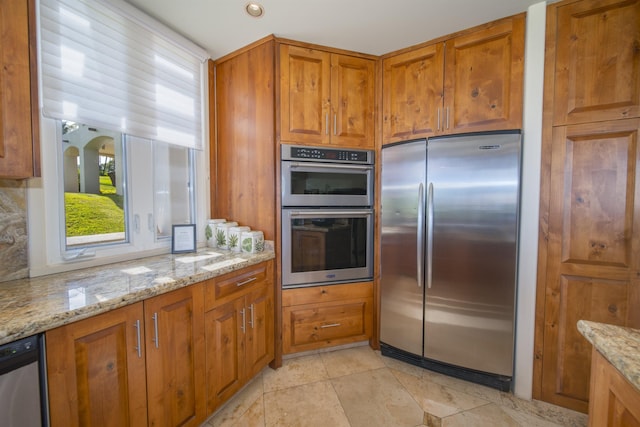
xmin=320 ymin=345 xmax=386 ymax=378
xmin=498 ymin=395 xmax=588 ymax=427
xmin=440 ymin=403 xmax=519 ymax=427
xmin=331 ymin=367 xmax=424 ymax=427
xmin=379 ymin=353 xmax=426 ymax=378
xmin=211 ymin=374 xmax=265 ymax=427
xmin=420 ymin=369 xmax=503 ymax=405
xmin=262 ymin=354 xmax=328 ymax=393
xmin=392 ymin=368 xmax=490 ymax=418
xmin=263 ymin=380 xmax=350 ymax=427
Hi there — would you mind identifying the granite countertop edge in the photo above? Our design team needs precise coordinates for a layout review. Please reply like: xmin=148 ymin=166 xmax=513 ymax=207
xmin=0 ymin=249 xmax=275 ymax=346
xmin=577 ymin=319 xmax=640 ymax=391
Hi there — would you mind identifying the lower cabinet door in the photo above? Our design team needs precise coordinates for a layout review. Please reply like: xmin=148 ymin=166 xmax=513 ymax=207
xmin=145 ymin=284 xmax=205 ymax=427
xmin=245 ymin=284 xmax=274 ymax=378
xmin=205 ymin=296 xmax=246 ymax=413
xmin=46 ymin=303 xmax=148 ymax=427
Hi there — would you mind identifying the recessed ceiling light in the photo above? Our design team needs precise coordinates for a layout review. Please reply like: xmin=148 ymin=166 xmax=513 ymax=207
xmin=245 ymin=2 xmax=264 ymax=18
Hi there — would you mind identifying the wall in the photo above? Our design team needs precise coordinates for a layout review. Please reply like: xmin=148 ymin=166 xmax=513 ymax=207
xmin=0 ymin=179 xmax=29 ymax=282
xmin=514 ymin=1 xmax=546 ymax=400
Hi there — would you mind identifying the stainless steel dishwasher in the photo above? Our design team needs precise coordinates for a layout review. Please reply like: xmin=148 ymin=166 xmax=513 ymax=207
xmin=0 ymin=334 xmax=48 ymax=426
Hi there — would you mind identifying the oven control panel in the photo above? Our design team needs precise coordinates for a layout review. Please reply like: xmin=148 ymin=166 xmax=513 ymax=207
xmin=282 ymin=145 xmax=374 ymax=164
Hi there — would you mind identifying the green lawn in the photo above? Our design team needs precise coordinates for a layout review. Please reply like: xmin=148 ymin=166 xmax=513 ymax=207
xmin=65 ymin=176 xmax=125 ymax=237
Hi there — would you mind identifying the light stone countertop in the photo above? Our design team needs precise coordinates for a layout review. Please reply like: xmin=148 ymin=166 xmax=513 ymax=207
xmin=577 ymin=320 xmax=640 ymax=391
xmin=0 ymin=248 xmax=275 ymax=346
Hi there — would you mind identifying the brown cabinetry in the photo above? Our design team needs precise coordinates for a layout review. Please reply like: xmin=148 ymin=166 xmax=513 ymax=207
xmin=382 ymin=14 xmax=525 ymax=144
xmin=588 ymin=349 xmax=640 ymax=427
xmin=282 ymin=281 xmax=372 ymax=354
xmin=0 ymin=0 xmax=39 ymax=178
xmin=279 ymin=44 xmax=375 ymax=149
xmin=551 ymin=0 xmax=640 ymax=126
xmin=212 ymin=38 xmax=276 ymax=241
xmin=46 ymin=284 xmax=205 ymax=427
xmin=144 ymin=285 xmax=206 ymax=427
xmin=205 ymin=261 xmax=274 ymax=412
xmin=535 ymin=0 xmax=640 ymax=413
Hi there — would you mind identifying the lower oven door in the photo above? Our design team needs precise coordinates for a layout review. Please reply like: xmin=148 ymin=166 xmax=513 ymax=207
xmin=281 ymin=208 xmax=373 ymax=288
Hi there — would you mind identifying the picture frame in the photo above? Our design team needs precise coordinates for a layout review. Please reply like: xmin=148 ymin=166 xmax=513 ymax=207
xmin=171 ymin=224 xmax=196 ymax=253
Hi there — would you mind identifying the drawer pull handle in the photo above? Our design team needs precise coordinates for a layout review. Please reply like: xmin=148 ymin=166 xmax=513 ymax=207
xmin=320 ymin=323 xmax=341 ymax=329
xmin=236 ymin=277 xmax=257 ymax=287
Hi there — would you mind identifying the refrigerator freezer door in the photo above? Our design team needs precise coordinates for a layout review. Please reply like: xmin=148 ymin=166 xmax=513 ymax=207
xmin=380 ymin=140 xmax=427 ymax=356
xmin=424 ymin=131 xmax=521 ymax=377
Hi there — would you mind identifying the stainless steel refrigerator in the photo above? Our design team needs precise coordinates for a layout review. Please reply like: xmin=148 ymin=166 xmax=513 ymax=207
xmin=380 ymin=130 xmax=521 ymax=391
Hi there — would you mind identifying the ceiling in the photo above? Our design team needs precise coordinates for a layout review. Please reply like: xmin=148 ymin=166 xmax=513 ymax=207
xmin=125 ymin=0 xmax=542 ymax=60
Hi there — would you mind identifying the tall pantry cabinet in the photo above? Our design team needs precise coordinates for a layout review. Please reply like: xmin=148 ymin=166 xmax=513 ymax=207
xmin=534 ymin=0 xmax=640 ymax=413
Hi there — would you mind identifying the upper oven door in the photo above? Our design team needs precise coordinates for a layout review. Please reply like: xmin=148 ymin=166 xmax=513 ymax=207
xmin=281 ymin=161 xmax=373 ymax=207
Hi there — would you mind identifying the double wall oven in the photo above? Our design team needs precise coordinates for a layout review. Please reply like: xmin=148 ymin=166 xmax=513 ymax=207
xmin=281 ymin=145 xmax=374 ymax=288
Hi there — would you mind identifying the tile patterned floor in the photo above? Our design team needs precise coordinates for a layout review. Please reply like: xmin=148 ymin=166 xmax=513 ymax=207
xmin=201 ymin=344 xmax=588 ymax=427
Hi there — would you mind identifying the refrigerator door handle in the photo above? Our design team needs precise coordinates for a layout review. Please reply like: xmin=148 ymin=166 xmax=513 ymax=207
xmin=427 ymin=182 xmax=434 ymax=289
xmin=417 ymin=183 xmax=425 ymax=288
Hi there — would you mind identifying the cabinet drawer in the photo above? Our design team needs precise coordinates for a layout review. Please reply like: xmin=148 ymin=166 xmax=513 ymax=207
xmin=283 ymin=281 xmax=372 ymax=306
xmin=205 ymin=262 xmax=270 ymax=310
xmin=283 ymin=297 xmax=372 ymax=354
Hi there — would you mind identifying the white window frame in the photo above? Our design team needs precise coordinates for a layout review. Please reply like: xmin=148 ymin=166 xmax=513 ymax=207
xmin=27 ymin=117 xmax=210 ymax=277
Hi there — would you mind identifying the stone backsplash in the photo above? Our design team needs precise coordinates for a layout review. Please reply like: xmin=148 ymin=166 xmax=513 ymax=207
xmin=0 ymin=179 xmax=28 ymax=282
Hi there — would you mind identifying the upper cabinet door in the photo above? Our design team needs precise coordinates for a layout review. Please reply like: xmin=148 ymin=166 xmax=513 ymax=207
xmin=331 ymin=54 xmax=375 ymax=148
xmin=443 ymin=14 xmax=525 ymax=134
xmin=279 ymin=44 xmax=331 ymax=145
xmin=0 ymin=0 xmax=39 ymax=179
xmin=382 ymin=43 xmax=445 ymax=144
xmin=552 ymin=0 xmax=640 ymax=126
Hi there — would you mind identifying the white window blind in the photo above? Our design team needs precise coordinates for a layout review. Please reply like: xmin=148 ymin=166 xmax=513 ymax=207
xmin=38 ymin=0 xmax=209 ymax=150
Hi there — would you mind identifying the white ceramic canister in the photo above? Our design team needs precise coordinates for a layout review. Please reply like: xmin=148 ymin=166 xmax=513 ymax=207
xmin=205 ymin=219 xmax=226 ymax=248
xmin=228 ymin=226 xmax=251 ymax=252
xmin=241 ymin=231 xmax=264 ymax=253
xmin=215 ymin=221 xmax=238 ymax=249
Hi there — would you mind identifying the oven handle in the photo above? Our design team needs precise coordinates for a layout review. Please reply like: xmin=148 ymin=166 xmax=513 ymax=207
xmin=287 ymin=210 xmax=372 ymax=217
xmin=288 ymin=162 xmax=373 ymax=171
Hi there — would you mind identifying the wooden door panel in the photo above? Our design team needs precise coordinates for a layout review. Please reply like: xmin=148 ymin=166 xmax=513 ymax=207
xmin=245 ymin=285 xmax=274 ymax=377
xmin=589 ymin=349 xmax=640 ymax=427
xmin=545 ymin=275 xmax=629 ymax=405
xmin=279 ymin=44 xmax=331 ymax=145
xmin=382 ymin=43 xmax=444 ymax=143
xmin=46 ymin=303 xmax=147 ymax=427
xmin=213 ymin=41 xmax=276 ymax=240
xmin=553 ymin=0 xmax=640 ymax=125
xmin=331 ymin=54 xmax=375 ymax=148
xmin=540 ymin=120 xmax=640 ymax=412
xmin=559 ymin=127 xmax=637 ymax=267
xmin=205 ymin=297 xmax=245 ymax=412
xmin=0 ymin=0 xmax=37 ymax=178
xmin=443 ymin=15 xmax=525 ymax=134
xmin=145 ymin=285 xmax=205 ymax=427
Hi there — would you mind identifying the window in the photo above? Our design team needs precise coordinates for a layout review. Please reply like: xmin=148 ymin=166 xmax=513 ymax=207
xmin=62 ymin=121 xmax=127 ymax=248
xmin=27 ymin=0 xmax=209 ymax=276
